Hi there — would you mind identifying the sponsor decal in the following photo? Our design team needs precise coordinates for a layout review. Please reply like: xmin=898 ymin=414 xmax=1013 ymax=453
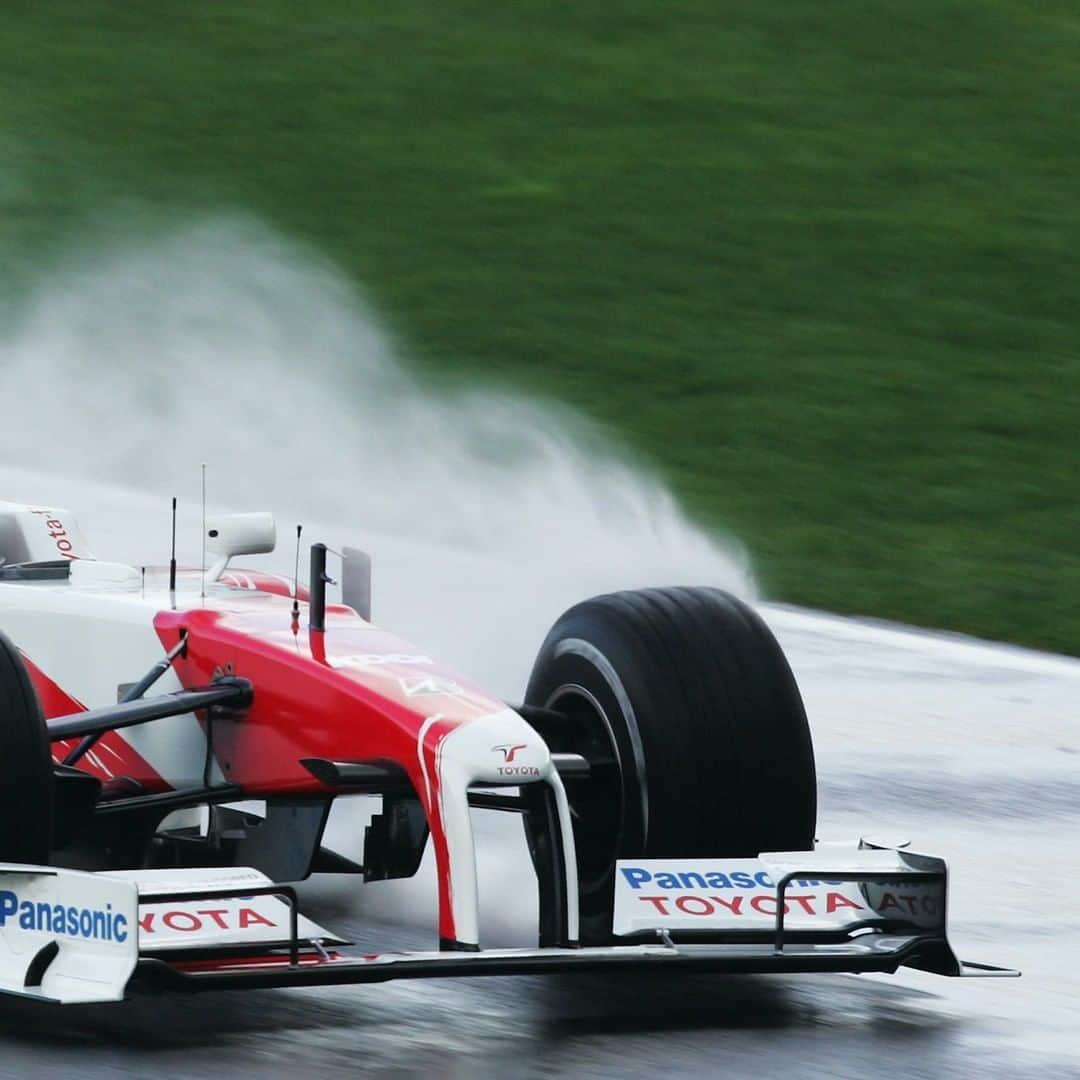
xmin=122 ymin=889 xmax=338 ymax=951
xmin=0 ymin=889 xmax=128 ymax=941
xmin=491 ymin=744 xmax=539 ymax=777
xmin=860 ymin=879 xmax=944 ymax=923
xmin=619 ymin=866 xmax=859 ymax=918
xmin=629 ymin=891 xmax=864 ymax=917
xmin=139 ymin=904 xmax=276 ymax=935
xmin=871 ymin=891 xmax=941 ymax=918
xmin=615 ymin=865 xmax=942 ymax=925
xmin=331 ymin=654 xmax=433 ymax=669
xmin=28 ymin=508 xmax=80 ymax=560
xmin=619 ymin=867 xmax=836 ymax=890
xmin=399 ymin=675 xmax=464 ymax=698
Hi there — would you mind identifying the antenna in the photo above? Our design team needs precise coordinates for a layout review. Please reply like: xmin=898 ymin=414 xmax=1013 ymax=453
xmin=169 ymin=496 xmax=178 ymax=594
xmin=291 ymin=524 xmax=303 ymax=629
xmin=200 ymin=463 xmax=207 ymax=599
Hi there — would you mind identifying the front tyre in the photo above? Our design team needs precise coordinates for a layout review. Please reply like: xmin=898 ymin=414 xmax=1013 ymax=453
xmin=0 ymin=630 xmax=54 ymax=863
xmin=524 ymin=588 xmax=815 ymax=941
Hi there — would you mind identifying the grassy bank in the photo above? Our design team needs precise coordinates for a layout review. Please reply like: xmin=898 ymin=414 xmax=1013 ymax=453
xmin=2 ymin=1 xmax=1078 ymax=650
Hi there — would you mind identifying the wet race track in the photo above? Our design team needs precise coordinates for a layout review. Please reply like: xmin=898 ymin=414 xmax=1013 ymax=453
xmin=0 ymin=602 xmax=1076 ymax=1079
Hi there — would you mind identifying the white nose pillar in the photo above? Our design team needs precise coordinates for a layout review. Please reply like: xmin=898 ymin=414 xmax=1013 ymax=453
xmin=421 ymin=709 xmax=578 ymax=950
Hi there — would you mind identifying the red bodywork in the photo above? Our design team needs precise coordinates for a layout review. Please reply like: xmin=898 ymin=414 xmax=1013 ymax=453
xmin=151 ymin=594 xmax=512 ymax=945
xmin=154 ymin=601 xmax=505 ymax=795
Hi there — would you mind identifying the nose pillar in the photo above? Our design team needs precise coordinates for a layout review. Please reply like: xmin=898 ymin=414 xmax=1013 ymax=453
xmin=416 ymin=709 xmax=578 ymax=949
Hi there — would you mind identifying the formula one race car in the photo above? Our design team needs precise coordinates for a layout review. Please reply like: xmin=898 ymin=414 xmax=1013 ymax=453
xmin=0 ymin=500 xmax=1015 ymax=1003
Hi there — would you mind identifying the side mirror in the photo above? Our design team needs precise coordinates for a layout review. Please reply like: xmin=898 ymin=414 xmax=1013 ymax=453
xmin=206 ymin=512 xmax=276 ymax=580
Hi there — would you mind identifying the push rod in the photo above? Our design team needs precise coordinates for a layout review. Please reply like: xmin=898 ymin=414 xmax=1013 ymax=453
xmin=52 ymin=680 xmax=252 ymax=744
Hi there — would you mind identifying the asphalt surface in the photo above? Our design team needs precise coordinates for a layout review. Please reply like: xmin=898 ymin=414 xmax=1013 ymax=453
xmin=0 ymin=602 xmax=1076 ymax=1079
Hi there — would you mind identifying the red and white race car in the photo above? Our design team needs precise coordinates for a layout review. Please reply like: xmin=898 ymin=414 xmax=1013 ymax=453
xmin=0 ymin=499 xmax=1015 ymax=1003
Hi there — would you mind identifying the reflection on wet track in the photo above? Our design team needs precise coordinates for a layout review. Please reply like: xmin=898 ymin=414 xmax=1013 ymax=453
xmin=1 ymin=605 xmax=1077 ymax=1078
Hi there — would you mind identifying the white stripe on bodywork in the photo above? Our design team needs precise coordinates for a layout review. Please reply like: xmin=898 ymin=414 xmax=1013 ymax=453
xmin=416 ymin=713 xmax=444 ymax=808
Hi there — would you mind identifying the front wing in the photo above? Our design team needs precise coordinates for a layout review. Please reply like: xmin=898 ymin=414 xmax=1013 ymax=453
xmin=0 ymin=844 xmax=1017 ymax=1004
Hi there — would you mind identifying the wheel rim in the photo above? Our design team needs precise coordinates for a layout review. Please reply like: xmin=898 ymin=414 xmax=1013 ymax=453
xmin=544 ymin=683 xmax=626 ymax=897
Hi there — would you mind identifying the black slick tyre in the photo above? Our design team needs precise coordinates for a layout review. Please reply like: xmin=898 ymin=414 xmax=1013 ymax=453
xmin=0 ymin=630 xmax=54 ymax=863
xmin=524 ymin=587 xmax=815 ymax=941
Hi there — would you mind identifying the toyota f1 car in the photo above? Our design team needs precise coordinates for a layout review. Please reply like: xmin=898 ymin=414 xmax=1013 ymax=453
xmin=0 ymin=500 xmax=1016 ymax=1003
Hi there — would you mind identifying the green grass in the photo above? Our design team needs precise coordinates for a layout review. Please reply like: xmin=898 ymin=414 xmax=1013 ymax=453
xmin=2 ymin=2 xmax=1078 ymax=650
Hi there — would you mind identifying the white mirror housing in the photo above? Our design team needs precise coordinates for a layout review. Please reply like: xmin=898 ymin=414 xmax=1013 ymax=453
xmin=206 ymin=512 xmax=276 ymax=580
